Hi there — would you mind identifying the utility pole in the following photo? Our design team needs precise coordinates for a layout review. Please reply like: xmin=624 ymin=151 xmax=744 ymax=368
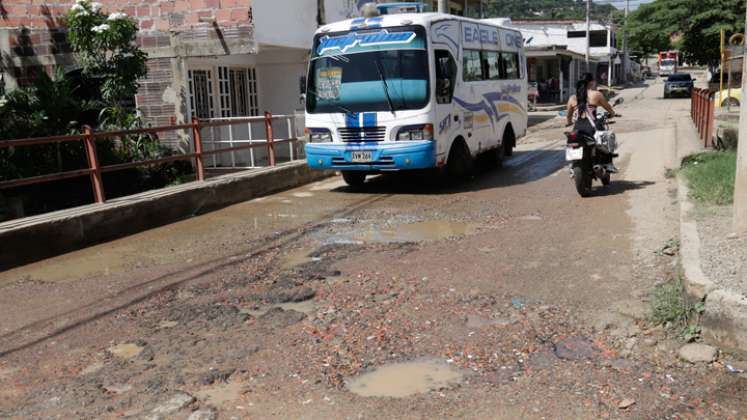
xmin=734 ymin=10 xmax=747 ymax=233
xmin=438 ymin=0 xmax=447 ymax=14
xmin=585 ymin=0 xmax=591 ymax=71
xmin=622 ymin=0 xmax=630 ymax=83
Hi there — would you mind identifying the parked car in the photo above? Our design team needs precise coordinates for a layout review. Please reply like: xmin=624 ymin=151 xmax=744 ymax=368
xmin=713 ymin=87 xmax=741 ymax=108
xmin=663 ymin=73 xmax=694 ymax=98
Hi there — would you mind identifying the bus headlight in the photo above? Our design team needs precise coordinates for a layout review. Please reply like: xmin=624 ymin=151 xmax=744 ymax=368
xmin=396 ymin=124 xmax=434 ymax=141
xmin=305 ymin=127 xmax=332 ymax=143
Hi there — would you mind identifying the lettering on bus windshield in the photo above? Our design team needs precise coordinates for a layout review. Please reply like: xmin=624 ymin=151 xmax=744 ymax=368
xmin=317 ymin=30 xmax=417 ymax=55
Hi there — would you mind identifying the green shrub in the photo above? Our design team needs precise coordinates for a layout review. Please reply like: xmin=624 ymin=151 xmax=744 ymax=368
xmin=681 ymin=151 xmax=736 ymax=206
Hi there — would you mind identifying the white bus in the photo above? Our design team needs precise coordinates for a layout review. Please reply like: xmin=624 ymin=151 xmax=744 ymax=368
xmin=304 ymin=8 xmax=528 ymax=186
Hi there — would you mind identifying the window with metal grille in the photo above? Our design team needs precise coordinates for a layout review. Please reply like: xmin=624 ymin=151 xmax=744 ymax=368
xmin=219 ymin=67 xmax=259 ymax=117
xmin=188 ymin=69 xmax=214 ymax=119
xmin=190 ymin=66 xmax=258 ymax=118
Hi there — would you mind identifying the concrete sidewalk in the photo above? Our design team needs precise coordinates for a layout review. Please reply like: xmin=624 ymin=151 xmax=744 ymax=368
xmin=0 ymin=161 xmax=333 ymax=271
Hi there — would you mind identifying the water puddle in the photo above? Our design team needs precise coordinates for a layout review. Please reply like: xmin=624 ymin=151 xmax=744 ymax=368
xmin=241 ymin=300 xmax=317 ymax=317
xmin=292 ymin=192 xmax=314 ymax=198
xmin=353 ymin=220 xmax=476 ymax=243
xmin=108 ymin=343 xmax=144 ymax=359
xmin=281 ymin=248 xmax=320 ymax=269
xmin=346 ymin=360 xmax=465 ymax=397
xmin=195 ymin=379 xmax=245 ymax=406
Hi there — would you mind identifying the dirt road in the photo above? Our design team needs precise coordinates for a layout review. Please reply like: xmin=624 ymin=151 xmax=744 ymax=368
xmin=1 ymin=79 xmax=746 ymax=419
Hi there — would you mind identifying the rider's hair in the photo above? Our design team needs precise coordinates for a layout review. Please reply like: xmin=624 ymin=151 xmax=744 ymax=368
xmin=576 ymin=72 xmax=595 ymax=112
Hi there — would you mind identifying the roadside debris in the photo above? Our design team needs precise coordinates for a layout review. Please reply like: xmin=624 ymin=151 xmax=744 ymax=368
xmin=618 ymin=398 xmax=636 ymax=409
xmin=678 ymin=343 xmax=718 ymax=364
xmin=151 ymin=392 xmax=195 ymax=415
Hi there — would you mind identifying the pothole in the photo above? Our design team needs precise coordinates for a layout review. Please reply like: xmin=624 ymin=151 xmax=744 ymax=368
xmin=346 ymin=360 xmax=465 ymax=397
xmin=108 ymin=343 xmax=144 ymax=359
xmin=281 ymin=247 xmax=321 ymax=269
xmin=240 ymin=300 xmax=317 ymax=317
xmin=353 ymin=220 xmax=476 ymax=243
xmin=195 ymin=379 xmax=245 ymax=406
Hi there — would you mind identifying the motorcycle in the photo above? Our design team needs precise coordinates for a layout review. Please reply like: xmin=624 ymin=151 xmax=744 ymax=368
xmin=564 ymin=97 xmax=624 ymax=197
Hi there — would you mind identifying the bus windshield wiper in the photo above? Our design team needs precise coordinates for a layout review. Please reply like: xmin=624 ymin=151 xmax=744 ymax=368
xmin=374 ymin=57 xmax=396 ymax=116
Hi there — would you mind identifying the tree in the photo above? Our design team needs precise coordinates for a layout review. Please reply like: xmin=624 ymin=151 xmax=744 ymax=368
xmin=623 ymin=1 xmax=674 ymax=59
xmin=66 ymin=0 xmax=147 ymax=127
xmin=625 ymin=0 xmax=745 ymax=65
xmin=484 ymin=0 xmax=618 ymax=21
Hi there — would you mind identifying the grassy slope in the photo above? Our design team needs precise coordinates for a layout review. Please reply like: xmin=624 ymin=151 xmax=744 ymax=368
xmin=681 ymin=152 xmax=737 ymax=206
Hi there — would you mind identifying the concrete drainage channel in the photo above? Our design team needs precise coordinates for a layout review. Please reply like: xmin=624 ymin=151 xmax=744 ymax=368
xmin=0 ymin=161 xmax=334 ymax=271
xmin=678 ymin=177 xmax=747 ymax=354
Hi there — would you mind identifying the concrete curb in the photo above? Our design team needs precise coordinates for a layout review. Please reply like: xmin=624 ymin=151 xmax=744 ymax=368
xmin=0 ymin=161 xmax=334 ymax=271
xmin=678 ymin=177 xmax=747 ymax=354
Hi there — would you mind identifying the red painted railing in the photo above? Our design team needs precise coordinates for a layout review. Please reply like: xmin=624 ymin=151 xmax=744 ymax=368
xmin=691 ymin=88 xmax=715 ymax=148
xmin=0 ymin=112 xmax=299 ymax=204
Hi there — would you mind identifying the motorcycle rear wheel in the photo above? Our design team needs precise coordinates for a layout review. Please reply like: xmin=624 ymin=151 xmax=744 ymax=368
xmin=573 ymin=166 xmax=592 ymax=197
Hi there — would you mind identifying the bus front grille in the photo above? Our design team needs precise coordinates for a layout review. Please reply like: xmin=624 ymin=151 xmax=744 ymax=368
xmin=338 ymin=127 xmax=386 ymax=142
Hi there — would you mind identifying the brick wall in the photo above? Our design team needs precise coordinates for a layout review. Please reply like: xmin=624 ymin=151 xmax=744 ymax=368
xmin=0 ymin=0 xmax=253 ymax=32
xmin=1 ymin=1 xmax=255 ymax=142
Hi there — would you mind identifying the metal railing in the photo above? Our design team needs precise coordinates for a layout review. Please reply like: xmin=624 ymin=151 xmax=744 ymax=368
xmin=691 ymin=88 xmax=716 ymax=148
xmin=0 ymin=112 xmax=303 ymax=204
xmin=201 ymin=113 xmax=304 ymax=169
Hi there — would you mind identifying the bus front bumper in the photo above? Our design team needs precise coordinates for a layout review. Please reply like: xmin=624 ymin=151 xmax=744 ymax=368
xmin=305 ymin=141 xmax=436 ymax=171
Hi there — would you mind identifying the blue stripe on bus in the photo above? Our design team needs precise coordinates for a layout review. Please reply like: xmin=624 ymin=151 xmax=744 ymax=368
xmin=346 ymin=113 xmax=360 ymax=128
xmin=362 ymin=113 xmax=377 ymax=128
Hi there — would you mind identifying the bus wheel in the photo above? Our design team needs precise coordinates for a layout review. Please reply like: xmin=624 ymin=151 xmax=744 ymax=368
xmin=503 ymin=127 xmax=515 ymax=157
xmin=446 ymin=140 xmax=474 ymax=180
xmin=492 ymin=144 xmax=505 ymax=169
xmin=342 ymin=171 xmax=366 ymax=187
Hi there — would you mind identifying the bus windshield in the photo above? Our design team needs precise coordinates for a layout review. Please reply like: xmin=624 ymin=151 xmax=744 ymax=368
xmin=661 ymin=59 xmax=676 ymax=67
xmin=306 ymin=26 xmax=429 ymax=114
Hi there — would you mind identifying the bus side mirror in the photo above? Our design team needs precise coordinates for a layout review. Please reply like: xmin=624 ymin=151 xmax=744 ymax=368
xmin=299 ymin=93 xmax=306 ymax=105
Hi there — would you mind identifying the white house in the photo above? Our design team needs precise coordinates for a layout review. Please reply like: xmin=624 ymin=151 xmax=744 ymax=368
xmin=499 ymin=19 xmax=622 ymax=103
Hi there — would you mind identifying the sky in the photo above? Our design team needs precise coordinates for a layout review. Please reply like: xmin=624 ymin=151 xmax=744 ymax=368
xmin=595 ymin=0 xmax=656 ymax=11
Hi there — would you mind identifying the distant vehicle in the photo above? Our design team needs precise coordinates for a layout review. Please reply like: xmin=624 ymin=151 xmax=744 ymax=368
xmin=658 ymin=51 xmax=678 ymax=77
xmin=714 ymin=87 xmax=741 ymax=108
xmin=663 ymin=73 xmax=694 ymax=98
xmin=304 ymin=7 xmax=528 ymax=186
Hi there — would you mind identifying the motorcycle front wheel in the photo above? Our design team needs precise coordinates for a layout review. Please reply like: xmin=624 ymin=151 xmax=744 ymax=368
xmin=573 ymin=165 xmax=592 ymax=197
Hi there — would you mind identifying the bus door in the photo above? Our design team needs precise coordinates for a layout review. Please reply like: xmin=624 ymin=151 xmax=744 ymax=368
xmin=431 ymin=21 xmax=460 ymax=158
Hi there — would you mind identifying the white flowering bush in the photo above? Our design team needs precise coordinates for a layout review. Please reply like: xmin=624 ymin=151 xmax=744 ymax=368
xmin=66 ymin=0 xmax=146 ymax=126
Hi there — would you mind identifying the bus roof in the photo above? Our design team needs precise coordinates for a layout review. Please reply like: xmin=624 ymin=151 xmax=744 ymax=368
xmin=316 ymin=12 xmax=522 ymax=36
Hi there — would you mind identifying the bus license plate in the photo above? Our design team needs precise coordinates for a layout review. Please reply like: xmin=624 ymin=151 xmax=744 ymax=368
xmin=351 ymin=151 xmax=373 ymax=162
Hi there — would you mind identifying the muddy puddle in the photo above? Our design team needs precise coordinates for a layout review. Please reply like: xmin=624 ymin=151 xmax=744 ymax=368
xmin=108 ymin=343 xmax=144 ymax=359
xmin=346 ymin=360 xmax=465 ymax=398
xmin=351 ymin=220 xmax=476 ymax=243
xmin=240 ymin=300 xmax=317 ymax=317
xmin=281 ymin=248 xmax=321 ymax=270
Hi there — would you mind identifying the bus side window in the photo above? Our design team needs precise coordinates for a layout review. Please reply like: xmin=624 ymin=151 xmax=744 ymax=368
xmin=435 ymin=50 xmax=456 ymax=104
xmin=501 ymin=52 xmax=520 ymax=80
